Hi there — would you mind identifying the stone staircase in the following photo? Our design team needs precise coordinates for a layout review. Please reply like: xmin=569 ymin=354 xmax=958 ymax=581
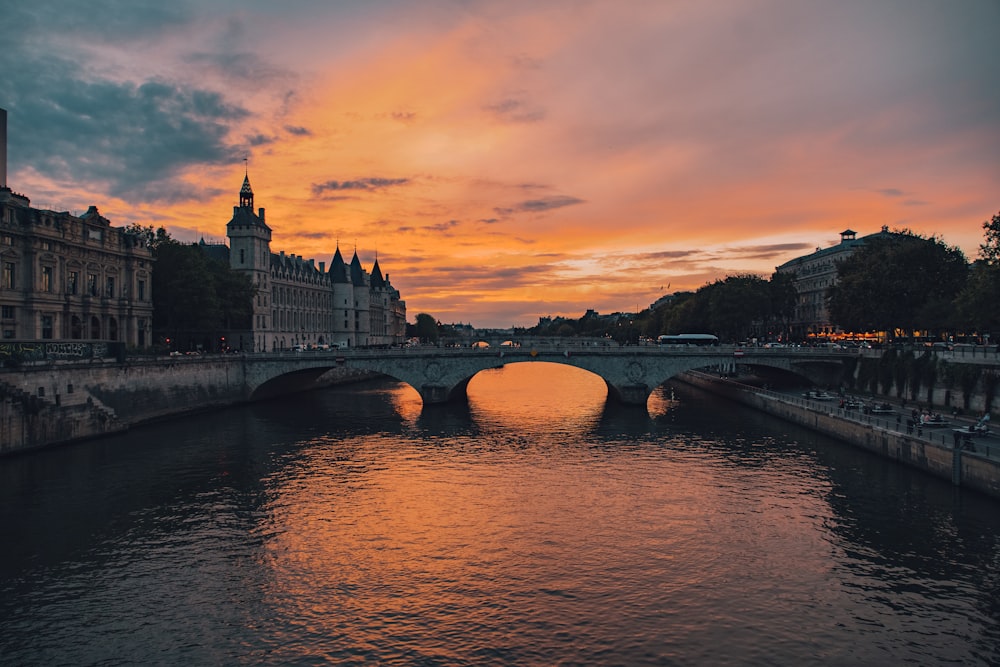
xmin=0 ymin=378 xmax=124 ymax=453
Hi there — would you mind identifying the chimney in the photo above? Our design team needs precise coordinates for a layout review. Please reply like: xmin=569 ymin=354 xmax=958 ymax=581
xmin=1 ymin=108 xmax=7 ymax=189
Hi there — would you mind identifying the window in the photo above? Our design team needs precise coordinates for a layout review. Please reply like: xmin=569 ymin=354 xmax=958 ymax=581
xmin=42 ymin=266 xmax=53 ymax=292
xmin=41 ymin=315 xmax=53 ymax=339
xmin=87 ymin=273 xmax=97 ymax=296
xmin=105 ymin=276 xmax=115 ymax=298
xmin=2 ymin=262 xmax=14 ymax=289
xmin=240 ymin=248 xmax=245 ymax=264
xmin=137 ymin=280 xmax=145 ymax=301
xmin=2 ymin=330 xmax=13 ymax=339
xmin=68 ymin=271 xmax=78 ymax=295
xmin=1 ymin=305 xmax=13 ymax=319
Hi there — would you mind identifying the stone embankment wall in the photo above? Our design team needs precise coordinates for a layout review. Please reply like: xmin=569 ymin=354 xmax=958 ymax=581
xmin=0 ymin=357 xmax=376 ymax=455
xmin=681 ymin=371 xmax=1000 ymax=500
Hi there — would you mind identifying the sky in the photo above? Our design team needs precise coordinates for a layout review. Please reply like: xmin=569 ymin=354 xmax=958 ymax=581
xmin=2 ymin=0 xmax=998 ymax=328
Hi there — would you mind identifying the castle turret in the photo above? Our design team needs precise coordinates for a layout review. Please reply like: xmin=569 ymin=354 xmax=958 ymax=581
xmin=226 ymin=172 xmax=272 ymax=350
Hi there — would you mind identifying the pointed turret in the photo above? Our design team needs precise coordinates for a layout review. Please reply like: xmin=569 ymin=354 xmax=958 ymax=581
xmin=370 ymin=257 xmax=385 ymax=287
xmin=330 ymin=245 xmax=350 ymax=283
xmin=350 ymin=250 xmax=365 ymax=286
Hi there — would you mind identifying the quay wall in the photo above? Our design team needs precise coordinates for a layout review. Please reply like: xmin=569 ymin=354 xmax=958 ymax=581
xmin=0 ymin=357 xmax=375 ymax=455
xmin=680 ymin=371 xmax=1000 ymax=499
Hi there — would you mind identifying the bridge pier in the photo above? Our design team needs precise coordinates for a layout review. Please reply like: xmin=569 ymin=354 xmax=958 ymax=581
xmin=607 ymin=383 xmax=652 ymax=406
xmin=420 ymin=385 xmax=454 ymax=404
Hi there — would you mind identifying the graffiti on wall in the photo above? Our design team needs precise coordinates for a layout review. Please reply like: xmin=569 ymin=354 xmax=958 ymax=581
xmin=0 ymin=341 xmax=119 ymax=363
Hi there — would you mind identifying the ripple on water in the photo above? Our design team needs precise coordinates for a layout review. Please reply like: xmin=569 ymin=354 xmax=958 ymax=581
xmin=1 ymin=365 xmax=999 ymax=665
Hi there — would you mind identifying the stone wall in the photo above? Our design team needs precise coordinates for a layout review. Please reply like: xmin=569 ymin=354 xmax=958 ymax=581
xmin=0 ymin=357 xmax=377 ymax=455
xmin=681 ymin=371 xmax=1000 ymax=499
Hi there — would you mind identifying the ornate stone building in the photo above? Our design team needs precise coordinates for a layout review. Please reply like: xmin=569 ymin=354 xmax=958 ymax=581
xmin=775 ymin=226 xmax=893 ymax=340
xmin=219 ymin=173 xmax=406 ymax=351
xmin=0 ymin=109 xmax=154 ymax=346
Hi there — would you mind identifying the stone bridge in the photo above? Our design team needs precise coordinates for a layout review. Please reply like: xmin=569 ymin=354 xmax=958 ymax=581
xmin=247 ymin=344 xmax=851 ymax=406
xmin=2 ymin=343 xmax=852 ymax=453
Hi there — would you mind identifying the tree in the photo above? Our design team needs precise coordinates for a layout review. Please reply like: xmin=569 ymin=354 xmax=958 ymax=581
xmin=768 ymin=271 xmax=798 ymax=340
xmin=956 ymin=212 xmax=1000 ymax=338
xmin=149 ymin=229 xmax=255 ymax=347
xmin=827 ymin=230 xmax=968 ymax=340
xmin=980 ymin=211 xmax=1000 ymax=264
xmin=414 ymin=313 xmax=439 ymax=343
xmin=704 ymin=275 xmax=772 ymax=342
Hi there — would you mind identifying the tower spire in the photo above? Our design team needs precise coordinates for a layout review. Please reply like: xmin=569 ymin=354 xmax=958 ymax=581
xmin=239 ymin=170 xmax=253 ymax=209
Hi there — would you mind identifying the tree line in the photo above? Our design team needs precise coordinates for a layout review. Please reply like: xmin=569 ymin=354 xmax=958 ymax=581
xmin=498 ymin=212 xmax=1000 ymax=344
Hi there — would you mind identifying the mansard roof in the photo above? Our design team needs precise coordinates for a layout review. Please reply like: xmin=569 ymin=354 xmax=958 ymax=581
xmin=271 ymin=251 xmax=324 ymax=279
xmin=80 ymin=205 xmax=111 ymax=226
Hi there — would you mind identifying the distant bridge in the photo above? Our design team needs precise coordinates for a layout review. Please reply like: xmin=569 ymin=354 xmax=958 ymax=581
xmin=245 ymin=344 xmax=851 ymax=406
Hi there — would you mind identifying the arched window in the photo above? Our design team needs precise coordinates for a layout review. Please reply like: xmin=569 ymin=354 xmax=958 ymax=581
xmin=90 ymin=316 xmax=101 ymax=340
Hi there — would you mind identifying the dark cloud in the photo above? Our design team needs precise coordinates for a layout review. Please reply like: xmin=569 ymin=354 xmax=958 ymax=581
xmin=494 ymin=195 xmax=585 ymax=216
xmin=3 ymin=70 xmax=249 ymax=201
xmin=485 ymin=97 xmax=546 ymax=123
xmin=311 ymin=177 xmax=410 ymax=195
xmin=426 ymin=220 xmax=461 ymax=234
xmin=731 ymin=243 xmax=815 ymax=260
xmin=184 ymin=51 xmax=292 ymax=85
xmin=284 ymin=125 xmax=312 ymax=136
xmin=877 ymin=188 xmax=904 ymax=197
xmin=247 ymin=134 xmax=274 ymax=146
xmin=0 ymin=2 xmax=266 ymax=204
xmin=391 ymin=111 xmax=417 ymax=123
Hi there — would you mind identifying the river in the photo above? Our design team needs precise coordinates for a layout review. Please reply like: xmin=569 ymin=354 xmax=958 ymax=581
xmin=1 ymin=363 xmax=999 ymax=665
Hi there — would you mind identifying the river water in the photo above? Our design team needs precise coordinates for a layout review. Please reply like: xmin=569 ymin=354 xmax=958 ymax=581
xmin=2 ymin=363 xmax=999 ymax=665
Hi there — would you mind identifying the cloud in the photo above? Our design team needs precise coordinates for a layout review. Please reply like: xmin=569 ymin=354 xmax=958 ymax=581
xmin=184 ymin=50 xmax=292 ymax=85
xmin=0 ymin=3 xmax=269 ymax=204
xmin=391 ymin=111 xmax=417 ymax=123
xmin=484 ymin=97 xmax=546 ymax=123
xmin=311 ymin=177 xmax=411 ymax=196
xmin=284 ymin=125 xmax=311 ymax=136
xmin=494 ymin=195 xmax=585 ymax=217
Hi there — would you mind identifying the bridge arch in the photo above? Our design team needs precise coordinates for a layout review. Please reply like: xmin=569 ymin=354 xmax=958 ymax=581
xmin=242 ymin=347 xmax=849 ymax=408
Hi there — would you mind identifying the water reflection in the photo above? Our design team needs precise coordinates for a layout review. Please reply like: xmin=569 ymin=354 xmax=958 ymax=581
xmin=2 ymin=363 xmax=1000 ymax=665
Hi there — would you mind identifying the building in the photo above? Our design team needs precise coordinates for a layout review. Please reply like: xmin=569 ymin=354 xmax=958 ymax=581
xmin=215 ymin=172 xmax=406 ymax=351
xmin=0 ymin=108 xmax=154 ymax=347
xmin=775 ymin=226 xmax=893 ymax=340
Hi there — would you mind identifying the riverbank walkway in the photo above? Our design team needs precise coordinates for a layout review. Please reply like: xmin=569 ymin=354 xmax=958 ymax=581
xmin=693 ymin=372 xmax=999 ymax=462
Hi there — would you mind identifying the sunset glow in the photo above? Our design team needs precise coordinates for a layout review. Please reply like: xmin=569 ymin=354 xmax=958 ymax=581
xmin=3 ymin=1 xmax=997 ymax=327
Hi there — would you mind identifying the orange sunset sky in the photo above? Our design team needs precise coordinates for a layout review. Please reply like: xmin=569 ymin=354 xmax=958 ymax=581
xmin=2 ymin=1 xmax=998 ymax=328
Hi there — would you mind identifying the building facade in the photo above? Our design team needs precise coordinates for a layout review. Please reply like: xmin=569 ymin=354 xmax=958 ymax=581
xmin=218 ymin=174 xmax=406 ymax=351
xmin=775 ymin=226 xmax=893 ymax=340
xmin=0 ymin=110 xmax=154 ymax=347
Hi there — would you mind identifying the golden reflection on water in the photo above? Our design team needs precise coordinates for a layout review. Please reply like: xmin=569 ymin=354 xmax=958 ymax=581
xmin=465 ymin=361 xmax=608 ymax=432
xmin=253 ymin=363 xmax=837 ymax=663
